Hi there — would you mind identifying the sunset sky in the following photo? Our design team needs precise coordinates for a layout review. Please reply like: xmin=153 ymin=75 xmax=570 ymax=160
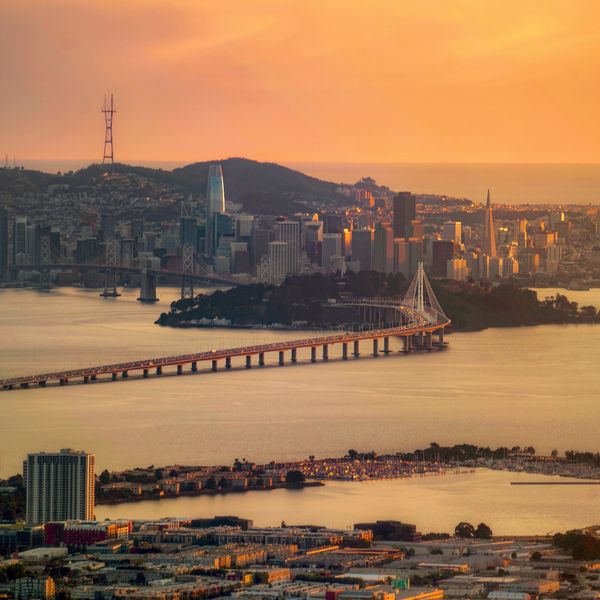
xmin=2 ymin=0 xmax=600 ymax=164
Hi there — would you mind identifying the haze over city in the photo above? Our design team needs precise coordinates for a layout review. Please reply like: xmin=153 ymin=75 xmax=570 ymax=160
xmin=2 ymin=0 xmax=600 ymax=163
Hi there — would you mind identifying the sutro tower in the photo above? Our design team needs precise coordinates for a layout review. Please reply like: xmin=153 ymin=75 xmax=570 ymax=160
xmin=101 ymin=94 xmax=116 ymax=164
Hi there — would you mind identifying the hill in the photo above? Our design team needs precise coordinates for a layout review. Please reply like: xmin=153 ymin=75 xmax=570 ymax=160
xmin=0 ymin=158 xmax=347 ymax=217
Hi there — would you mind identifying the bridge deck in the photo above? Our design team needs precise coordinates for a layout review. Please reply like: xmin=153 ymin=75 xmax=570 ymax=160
xmin=0 ymin=319 xmax=449 ymax=389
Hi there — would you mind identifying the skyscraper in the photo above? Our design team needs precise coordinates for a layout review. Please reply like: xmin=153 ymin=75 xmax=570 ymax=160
xmin=205 ymin=164 xmax=226 ymax=256
xmin=392 ymin=192 xmax=415 ymax=239
xmin=351 ymin=228 xmax=373 ymax=271
xmin=277 ymin=220 xmax=301 ymax=275
xmin=482 ymin=190 xmax=497 ymax=257
xmin=373 ymin=222 xmax=393 ymax=273
xmin=0 ymin=207 xmax=8 ymax=281
xmin=24 ymin=449 xmax=95 ymax=526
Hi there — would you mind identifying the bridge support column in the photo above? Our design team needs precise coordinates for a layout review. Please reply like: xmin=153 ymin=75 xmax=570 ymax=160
xmin=83 ymin=376 xmax=89 ymax=384
xmin=156 ymin=366 xmax=162 ymax=376
xmin=191 ymin=361 xmax=197 ymax=372
xmin=322 ymin=345 xmax=328 ymax=360
xmin=353 ymin=340 xmax=360 ymax=357
xmin=143 ymin=369 xmax=149 ymax=378
xmin=426 ymin=331 xmax=433 ymax=351
xmin=342 ymin=342 xmax=348 ymax=360
xmin=311 ymin=347 xmax=317 ymax=363
xmin=383 ymin=337 xmax=390 ymax=354
xmin=226 ymin=357 xmax=232 ymax=369
xmin=212 ymin=360 xmax=218 ymax=372
xmin=402 ymin=336 xmax=411 ymax=353
xmin=246 ymin=355 xmax=252 ymax=369
xmin=177 ymin=364 xmax=183 ymax=375
xmin=372 ymin=338 xmax=379 ymax=357
xmin=279 ymin=351 xmax=285 ymax=366
xmin=121 ymin=370 xmax=128 ymax=378
xmin=258 ymin=353 xmax=265 ymax=366
xmin=38 ymin=381 xmax=46 ymax=387
xmin=438 ymin=328 xmax=444 ymax=346
xmin=291 ymin=348 xmax=297 ymax=363
xmin=20 ymin=383 xmax=29 ymax=389
xmin=91 ymin=374 xmax=97 ymax=381
xmin=112 ymin=373 xmax=117 ymax=381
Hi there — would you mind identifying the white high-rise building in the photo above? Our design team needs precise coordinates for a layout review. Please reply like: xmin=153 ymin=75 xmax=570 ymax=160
xmin=268 ymin=241 xmax=288 ymax=284
xmin=24 ymin=449 xmax=95 ymax=526
xmin=276 ymin=221 xmax=300 ymax=275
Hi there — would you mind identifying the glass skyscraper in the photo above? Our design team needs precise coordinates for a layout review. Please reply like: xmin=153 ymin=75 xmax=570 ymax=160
xmin=205 ymin=164 xmax=225 ymax=256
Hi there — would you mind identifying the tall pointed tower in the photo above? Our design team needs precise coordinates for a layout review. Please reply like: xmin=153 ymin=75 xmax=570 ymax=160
xmin=482 ymin=189 xmax=497 ymax=257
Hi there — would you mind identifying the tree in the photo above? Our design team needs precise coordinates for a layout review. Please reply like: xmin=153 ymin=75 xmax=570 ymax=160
xmin=530 ymin=551 xmax=542 ymax=561
xmin=454 ymin=522 xmax=475 ymax=539
xmin=551 ymin=449 xmax=559 ymax=459
xmin=154 ymin=468 xmax=163 ymax=481
xmin=474 ymin=522 xmax=493 ymax=540
xmin=99 ymin=469 xmax=111 ymax=485
xmin=285 ymin=470 xmax=306 ymax=488
xmin=347 ymin=449 xmax=359 ymax=460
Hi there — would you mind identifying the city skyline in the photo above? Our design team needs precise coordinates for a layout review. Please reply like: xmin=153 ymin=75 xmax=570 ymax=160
xmin=2 ymin=1 xmax=600 ymax=164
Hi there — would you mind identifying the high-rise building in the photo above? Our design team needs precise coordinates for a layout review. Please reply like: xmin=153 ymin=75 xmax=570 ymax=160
xmin=432 ymin=240 xmax=456 ymax=277
xmin=351 ymin=228 xmax=373 ymax=271
xmin=303 ymin=219 xmax=323 ymax=264
xmin=372 ymin=222 xmax=393 ymax=273
xmin=277 ymin=220 xmax=300 ymax=275
xmin=268 ymin=241 xmax=288 ymax=283
xmin=482 ymin=190 xmax=497 ymax=257
xmin=392 ymin=192 xmax=415 ymax=239
xmin=446 ymin=257 xmax=467 ymax=281
xmin=0 ymin=207 xmax=8 ymax=281
xmin=24 ymin=449 xmax=95 ymax=526
xmin=321 ymin=233 xmax=342 ymax=271
xmin=443 ymin=221 xmax=462 ymax=245
xmin=13 ymin=217 xmax=28 ymax=264
xmin=205 ymin=164 xmax=225 ymax=256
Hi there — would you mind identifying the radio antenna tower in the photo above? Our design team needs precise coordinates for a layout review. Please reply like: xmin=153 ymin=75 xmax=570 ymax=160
xmin=101 ymin=94 xmax=116 ymax=164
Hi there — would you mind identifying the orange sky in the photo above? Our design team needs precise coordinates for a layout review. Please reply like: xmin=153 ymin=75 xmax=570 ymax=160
xmin=2 ymin=0 xmax=600 ymax=163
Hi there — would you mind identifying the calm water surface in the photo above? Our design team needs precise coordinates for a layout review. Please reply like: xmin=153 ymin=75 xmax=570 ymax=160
xmin=1 ymin=287 xmax=600 ymax=532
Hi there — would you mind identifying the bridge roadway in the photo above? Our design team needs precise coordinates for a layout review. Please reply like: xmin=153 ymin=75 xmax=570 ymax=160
xmin=12 ymin=263 xmax=239 ymax=286
xmin=0 ymin=317 xmax=449 ymax=391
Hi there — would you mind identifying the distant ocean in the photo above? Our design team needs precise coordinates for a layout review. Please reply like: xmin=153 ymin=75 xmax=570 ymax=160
xmin=15 ymin=160 xmax=600 ymax=205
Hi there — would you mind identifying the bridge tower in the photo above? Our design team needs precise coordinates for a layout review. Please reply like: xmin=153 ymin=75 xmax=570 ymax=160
xmin=38 ymin=234 xmax=51 ymax=291
xmin=403 ymin=261 xmax=448 ymax=325
xmin=180 ymin=243 xmax=195 ymax=300
xmin=100 ymin=238 xmax=121 ymax=297
xmin=138 ymin=269 xmax=159 ymax=303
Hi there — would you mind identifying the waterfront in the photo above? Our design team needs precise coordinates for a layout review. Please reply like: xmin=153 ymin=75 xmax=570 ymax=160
xmin=96 ymin=469 xmax=600 ymax=535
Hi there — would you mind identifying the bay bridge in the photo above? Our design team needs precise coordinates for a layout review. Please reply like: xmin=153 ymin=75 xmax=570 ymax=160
xmin=0 ymin=263 xmax=450 ymax=392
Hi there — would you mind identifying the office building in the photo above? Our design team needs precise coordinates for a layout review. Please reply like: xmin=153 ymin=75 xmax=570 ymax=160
xmin=446 ymin=258 xmax=467 ymax=281
xmin=432 ymin=240 xmax=455 ymax=277
xmin=482 ymin=189 xmax=497 ymax=257
xmin=372 ymin=222 xmax=393 ymax=273
xmin=443 ymin=221 xmax=462 ymax=245
xmin=14 ymin=576 xmax=56 ymax=600
xmin=488 ymin=256 xmax=504 ymax=280
xmin=268 ymin=241 xmax=288 ymax=283
xmin=205 ymin=164 xmax=226 ymax=255
xmin=277 ymin=220 xmax=301 ymax=275
xmin=322 ymin=233 xmax=342 ymax=271
xmin=351 ymin=228 xmax=373 ymax=271
xmin=410 ymin=219 xmax=424 ymax=240
xmin=393 ymin=192 xmax=415 ymax=238
xmin=0 ymin=207 xmax=8 ymax=281
xmin=24 ymin=449 xmax=95 ymax=526
xmin=13 ymin=216 xmax=28 ymax=263
xmin=303 ymin=219 xmax=323 ymax=265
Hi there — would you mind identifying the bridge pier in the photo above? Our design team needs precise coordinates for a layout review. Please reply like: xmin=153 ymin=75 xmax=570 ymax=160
xmin=226 ymin=357 xmax=232 ymax=369
xmin=191 ymin=361 xmax=197 ymax=372
xmin=342 ymin=342 xmax=348 ymax=360
xmin=437 ymin=328 xmax=445 ymax=346
xmin=91 ymin=374 xmax=97 ymax=381
xmin=156 ymin=366 xmax=162 ymax=376
xmin=177 ymin=364 xmax=183 ymax=375
xmin=258 ymin=353 xmax=265 ymax=366
xmin=143 ymin=369 xmax=149 ymax=378
xmin=112 ymin=373 xmax=117 ymax=381
xmin=83 ymin=376 xmax=89 ymax=384
xmin=291 ymin=348 xmax=297 ymax=363
xmin=279 ymin=351 xmax=285 ymax=366
xmin=353 ymin=340 xmax=360 ymax=357
xmin=322 ymin=345 xmax=328 ymax=360
xmin=372 ymin=338 xmax=379 ymax=357
xmin=38 ymin=381 xmax=46 ymax=387
xmin=20 ymin=383 xmax=29 ymax=389
xmin=60 ymin=378 xmax=68 ymax=385
xmin=122 ymin=371 xmax=128 ymax=378
xmin=311 ymin=347 xmax=317 ymax=363
xmin=383 ymin=337 xmax=390 ymax=354
xmin=246 ymin=355 xmax=252 ymax=369
xmin=402 ymin=336 xmax=411 ymax=353
xmin=212 ymin=360 xmax=218 ymax=372
xmin=426 ymin=331 xmax=433 ymax=351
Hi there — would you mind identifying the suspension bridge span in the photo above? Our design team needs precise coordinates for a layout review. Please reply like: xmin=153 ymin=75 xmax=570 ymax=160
xmin=0 ymin=264 xmax=450 ymax=392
